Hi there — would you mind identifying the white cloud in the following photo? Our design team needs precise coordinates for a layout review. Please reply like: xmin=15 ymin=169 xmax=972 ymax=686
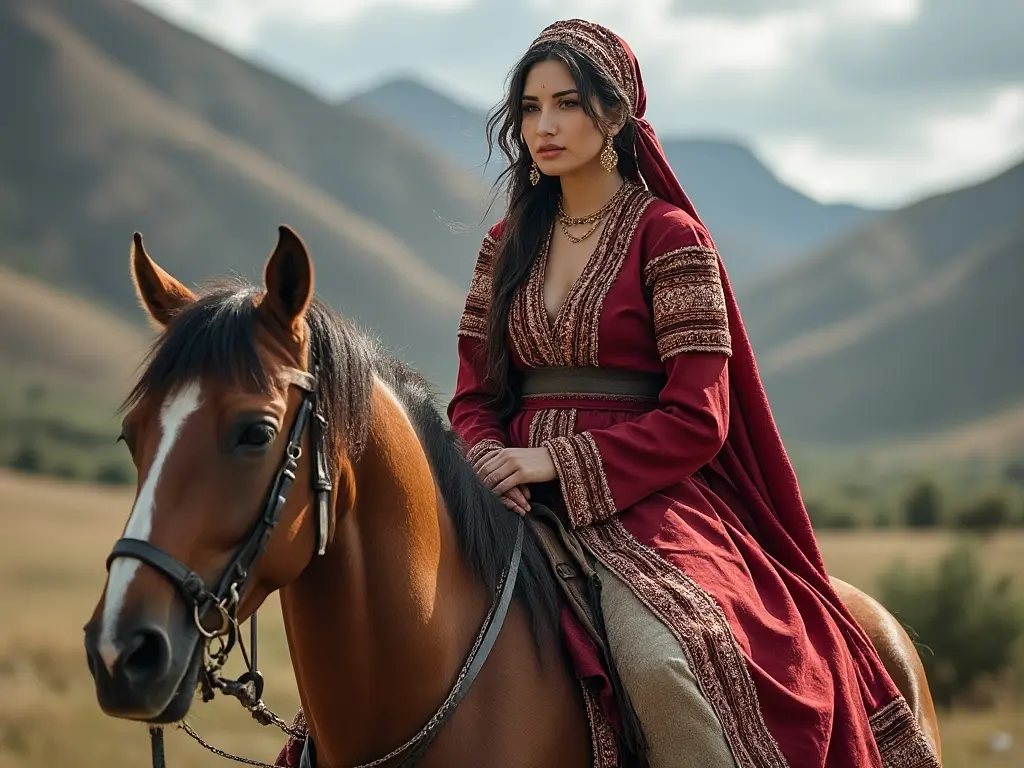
xmin=131 ymin=0 xmax=1024 ymax=208
xmin=137 ymin=0 xmax=473 ymax=47
xmin=666 ymin=12 xmax=822 ymax=78
xmin=760 ymin=86 xmax=1024 ymax=204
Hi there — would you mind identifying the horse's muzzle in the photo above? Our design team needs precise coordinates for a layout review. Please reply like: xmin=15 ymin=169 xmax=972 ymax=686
xmin=83 ymin=617 xmax=200 ymax=723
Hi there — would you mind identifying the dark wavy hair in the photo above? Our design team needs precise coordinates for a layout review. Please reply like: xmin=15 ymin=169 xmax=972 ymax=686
xmin=481 ymin=40 xmax=639 ymax=419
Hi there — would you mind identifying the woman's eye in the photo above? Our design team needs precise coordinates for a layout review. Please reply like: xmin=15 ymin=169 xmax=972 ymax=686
xmin=560 ymin=100 xmax=578 ymax=108
xmin=522 ymin=104 xmax=538 ymax=113
xmin=238 ymin=423 xmax=276 ymax=449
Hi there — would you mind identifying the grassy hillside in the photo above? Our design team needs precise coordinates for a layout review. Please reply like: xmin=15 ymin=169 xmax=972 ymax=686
xmin=743 ymin=157 xmax=1024 ymax=352
xmin=40 ymin=0 xmax=488 ymax=287
xmin=0 ymin=0 xmax=489 ymax=394
xmin=0 ymin=266 xmax=150 ymax=482
xmin=743 ymin=157 xmax=1024 ymax=446
xmin=0 ymin=265 xmax=148 ymax=392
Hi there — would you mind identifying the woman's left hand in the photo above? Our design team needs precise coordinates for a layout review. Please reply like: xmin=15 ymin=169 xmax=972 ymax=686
xmin=475 ymin=447 xmax=557 ymax=498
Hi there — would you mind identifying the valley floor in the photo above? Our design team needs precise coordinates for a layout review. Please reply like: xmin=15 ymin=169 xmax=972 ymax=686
xmin=0 ymin=470 xmax=1020 ymax=767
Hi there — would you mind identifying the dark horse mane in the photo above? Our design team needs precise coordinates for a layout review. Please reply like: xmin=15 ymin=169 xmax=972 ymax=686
xmin=124 ymin=279 xmax=560 ymax=648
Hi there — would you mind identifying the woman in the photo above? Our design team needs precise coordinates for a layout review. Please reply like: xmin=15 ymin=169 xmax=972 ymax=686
xmin=449 ymin=18 xmax=939 ymax=768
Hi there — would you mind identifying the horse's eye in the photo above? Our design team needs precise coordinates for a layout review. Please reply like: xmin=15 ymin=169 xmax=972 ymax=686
xmin=237 ymin=423 xmax=276 ymax=450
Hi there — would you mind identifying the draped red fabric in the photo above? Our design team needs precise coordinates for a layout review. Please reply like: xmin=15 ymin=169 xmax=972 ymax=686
xmin=615 ymin=28 xmax=898 ymax=705
xmin=525 ymin=18 xmax=937 ymax=767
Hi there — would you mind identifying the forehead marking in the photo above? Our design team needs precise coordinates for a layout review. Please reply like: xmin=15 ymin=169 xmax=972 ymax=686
xmin=98 ymin=381 xmax=202 ymax=674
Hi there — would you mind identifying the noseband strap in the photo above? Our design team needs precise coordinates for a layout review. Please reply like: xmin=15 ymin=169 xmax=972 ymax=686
xmin=105 ymin=366 xmax=331 ymax=625
xmin=106 ymin=539 xmax=208 ymax=603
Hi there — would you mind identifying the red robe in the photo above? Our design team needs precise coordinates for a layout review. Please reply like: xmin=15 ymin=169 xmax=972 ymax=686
xmin=448 ymin=182 xmax=938 ymax=768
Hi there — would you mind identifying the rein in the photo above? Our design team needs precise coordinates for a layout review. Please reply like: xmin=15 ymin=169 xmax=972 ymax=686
xmin=103 ymin=366 xmax=526 ymax=768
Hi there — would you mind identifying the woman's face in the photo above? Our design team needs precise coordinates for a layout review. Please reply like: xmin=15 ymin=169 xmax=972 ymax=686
xmin=520 ymin=58 xmax=609 ymax=180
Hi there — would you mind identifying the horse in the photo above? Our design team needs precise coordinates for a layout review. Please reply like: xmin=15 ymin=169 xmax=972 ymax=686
xmin=83 ymin=225 xmax=940 ymax=767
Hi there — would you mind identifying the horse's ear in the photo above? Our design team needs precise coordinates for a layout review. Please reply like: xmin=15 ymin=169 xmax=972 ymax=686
xmin=130 ymin=232 xmax=196 ymax=328
xmin=260 ymin=225 xmax=314 ymax=336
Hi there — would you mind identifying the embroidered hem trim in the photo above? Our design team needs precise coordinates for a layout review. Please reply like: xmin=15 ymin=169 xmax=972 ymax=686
xmin=542 ymin=432 xmax=617 ymax=528
xmin=579 ymin=519 xmax=789 ymax=768
xmin=869 ymin=696 xmax=941 ymax=767
xmin=465 ymin=438 xmax=504 ymax=466
xmin=581 ymin=679 xmax=622 ymax=768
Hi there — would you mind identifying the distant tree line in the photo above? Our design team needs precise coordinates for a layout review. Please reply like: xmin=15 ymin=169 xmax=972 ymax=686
xmin=0 ymin=383 xmax=136 ymax=485
xmin=807 ymin=474 xmax=1024 ymax=533
xmin=2 ymin=440 xmax=134 ymax=486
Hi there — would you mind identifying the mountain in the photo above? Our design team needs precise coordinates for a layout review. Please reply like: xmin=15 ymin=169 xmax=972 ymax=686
xmin=348 ymin=76 xmax=493 ymax=182
xmin=0 ymin=265 xmax=149 ymax=396
xmin=743 ymin=156 xmax=1024 ymax=446
xmin=659 ymin=139 xmax=875 ymax=281
xmin=5 ymin=0 xmax=1020 ymax=460
xmin=0 ymin=0 xmax=493 ymax=392
xmin=345 ymin=77 xmax=878 ymax=285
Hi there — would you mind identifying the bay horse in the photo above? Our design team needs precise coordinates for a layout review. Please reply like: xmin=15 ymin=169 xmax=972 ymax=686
xmin=83 ymin=226 xmax=940 ymax=767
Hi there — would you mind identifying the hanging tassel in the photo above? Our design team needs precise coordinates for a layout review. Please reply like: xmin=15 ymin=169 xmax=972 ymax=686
xmin=149 ymin=726 xmax=166 ymax=768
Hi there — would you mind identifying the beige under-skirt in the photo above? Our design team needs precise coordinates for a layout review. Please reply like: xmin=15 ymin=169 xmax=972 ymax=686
xmin=597 ymin=561 xmax=740 ymax=768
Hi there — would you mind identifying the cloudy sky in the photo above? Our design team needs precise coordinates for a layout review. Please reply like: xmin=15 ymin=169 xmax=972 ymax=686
xmin=135 ymin=0 xmax=1023 ymax=208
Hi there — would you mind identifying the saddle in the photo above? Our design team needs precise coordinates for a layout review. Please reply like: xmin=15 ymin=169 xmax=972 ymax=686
xmin=524 ymin=502 xmax=649 ymax=767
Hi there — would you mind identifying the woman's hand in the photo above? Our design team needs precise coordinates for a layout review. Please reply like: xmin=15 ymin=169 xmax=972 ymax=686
xmin=501 ymin=484 xmax=531 ymax=516
xmin=475 ymin=447 xmax=557 ymax=501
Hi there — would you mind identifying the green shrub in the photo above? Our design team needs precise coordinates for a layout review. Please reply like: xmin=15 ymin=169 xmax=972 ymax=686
xmin=806 ymin=499 xmax=860 ymax=529
xmin=903 ymin=480 xmax=942 ymax=528
xmin=8 ymin=443 xmax=42 ymax=474
xmin=1003 ymin=460 xmax=1024 ymax=487
xmin=878 ymin=542 xmax=1024 ymax=707
xmin=94 ymin=462 xmax=134 ymax=486
xmin=953 ymin=495 xmax=1013 ymax=535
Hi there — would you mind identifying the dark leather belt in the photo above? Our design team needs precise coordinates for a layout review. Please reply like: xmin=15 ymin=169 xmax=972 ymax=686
xmin=520 ymin=366 xmax=666 ymax=399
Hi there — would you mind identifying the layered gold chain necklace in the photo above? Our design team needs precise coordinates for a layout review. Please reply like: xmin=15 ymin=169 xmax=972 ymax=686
xmin=557 ymin=182 xmax=631 ymax=244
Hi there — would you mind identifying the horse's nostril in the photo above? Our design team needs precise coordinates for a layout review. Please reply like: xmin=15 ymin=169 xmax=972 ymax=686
xmin=122 ymin=626 xmax=171 ymax=686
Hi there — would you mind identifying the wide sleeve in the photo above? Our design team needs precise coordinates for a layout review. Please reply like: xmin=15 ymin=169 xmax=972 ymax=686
xmin=446 ymin=223 xmax=508 ymax=464
xmin=541 ymin=213 xmax=733 ymax=529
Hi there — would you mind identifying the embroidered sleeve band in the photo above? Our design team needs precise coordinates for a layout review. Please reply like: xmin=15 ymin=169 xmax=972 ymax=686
xmin=542 ymin=432 xmax=617 ymax=528
xmin=644 ymin=245 xmax=731 ymax=360
xmin=465 ymin=437 xmax=504 ymax=466
xmin=457 ymin=234 xmax=498 ymax=340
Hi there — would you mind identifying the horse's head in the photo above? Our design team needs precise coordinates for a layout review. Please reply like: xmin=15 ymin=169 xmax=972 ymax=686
xmin=83 ymin=226 xmax=352 ymax=723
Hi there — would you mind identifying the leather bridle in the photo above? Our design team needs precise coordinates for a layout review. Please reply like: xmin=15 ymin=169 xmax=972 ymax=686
xmin=107 ymin=368 xmax=331 ymax=629
xmin=104 ymin=364 xmax=525 ymax=768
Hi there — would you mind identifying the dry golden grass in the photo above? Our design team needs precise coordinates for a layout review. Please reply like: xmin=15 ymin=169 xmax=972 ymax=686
xmin=0 ymin=469 xmax=1021 ymax=767
xmin=0 ymin=470 xmax=298 ymax=768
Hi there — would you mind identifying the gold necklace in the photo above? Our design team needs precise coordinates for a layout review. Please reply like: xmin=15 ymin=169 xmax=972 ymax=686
xmin=558 ymin=216 xmax=602 ymax=244
xmin=557 ymin=182 xmax=630 ymax=243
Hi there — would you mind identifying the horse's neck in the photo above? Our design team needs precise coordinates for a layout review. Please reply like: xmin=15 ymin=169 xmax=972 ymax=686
xmin=280 ymin=379 xmax=488 ymax=766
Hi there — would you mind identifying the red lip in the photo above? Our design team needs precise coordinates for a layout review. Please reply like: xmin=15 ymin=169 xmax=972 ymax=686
xmin=537 ymin=144 xmax=564 ymax=158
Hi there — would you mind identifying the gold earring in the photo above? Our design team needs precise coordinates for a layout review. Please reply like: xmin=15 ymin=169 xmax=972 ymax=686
xmin=530 ymin=161 xmax=541 ymax=186
xmin=600 ymin=135 xmax=617 ymax=173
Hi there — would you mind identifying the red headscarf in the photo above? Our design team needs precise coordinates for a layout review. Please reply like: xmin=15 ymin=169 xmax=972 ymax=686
xmin=529 ymin=15 xmax=906 ymax=725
